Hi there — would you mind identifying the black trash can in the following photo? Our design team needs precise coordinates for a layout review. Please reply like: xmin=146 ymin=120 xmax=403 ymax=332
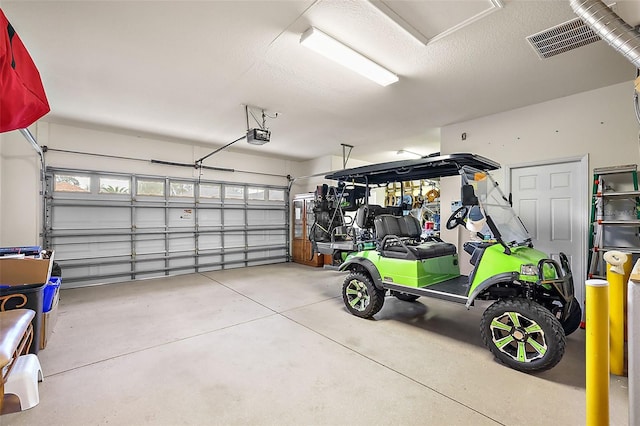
xmin=0 ymin=282 xmax=45 ymax=354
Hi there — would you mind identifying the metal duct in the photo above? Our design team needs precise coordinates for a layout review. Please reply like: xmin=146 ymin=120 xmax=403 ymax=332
xmin=569 ymin=0 xmax=640 ymax=69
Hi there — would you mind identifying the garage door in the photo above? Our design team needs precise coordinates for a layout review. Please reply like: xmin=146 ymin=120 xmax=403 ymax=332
xmin=44 ymin=167 xmax=289 ymax=287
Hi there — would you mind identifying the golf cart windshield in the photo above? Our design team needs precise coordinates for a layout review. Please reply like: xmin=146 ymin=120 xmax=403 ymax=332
xmin=460 ymin=166 xmax=531 ymax=247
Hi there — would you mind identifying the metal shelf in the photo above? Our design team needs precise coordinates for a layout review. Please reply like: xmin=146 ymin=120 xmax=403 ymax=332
xmin=595 ymin=190 xmax=640 ymax=198
xmin=597 ymin=220 xmax=640 ymax=226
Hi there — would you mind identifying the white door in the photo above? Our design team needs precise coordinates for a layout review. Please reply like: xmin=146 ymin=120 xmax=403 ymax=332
xmin=509 ymin=159 xmax=587 ymax=309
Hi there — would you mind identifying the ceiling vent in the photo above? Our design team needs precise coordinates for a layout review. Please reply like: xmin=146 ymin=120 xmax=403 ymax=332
xmin=526 ymin=17 xmax=603 ymax=59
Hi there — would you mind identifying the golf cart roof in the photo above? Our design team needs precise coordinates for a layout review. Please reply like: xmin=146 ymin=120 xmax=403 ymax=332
xmin=325 ymin=153 xmax=500 ymax=185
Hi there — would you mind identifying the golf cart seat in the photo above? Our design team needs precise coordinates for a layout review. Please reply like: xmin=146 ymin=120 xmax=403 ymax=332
xmin=374 ymin=215 xmax=457 ymax=260
xmin=356 ymin=205 xmax=384 ymax=229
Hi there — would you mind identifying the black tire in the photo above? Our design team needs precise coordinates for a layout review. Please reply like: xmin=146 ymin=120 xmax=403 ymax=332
xmin=480 ymin=298 xmax=566 ymax=373
xmin=342 ymin=272 xmax=385 ymax=319
xmin=560 ymin=298 xmax=582 ymax=336
xmin=391 ymin=291 xmax=420 ymax=302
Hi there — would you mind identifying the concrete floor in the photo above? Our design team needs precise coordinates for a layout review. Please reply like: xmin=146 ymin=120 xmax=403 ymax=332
xmin=3 ymin=263 xmax=629 ymax=425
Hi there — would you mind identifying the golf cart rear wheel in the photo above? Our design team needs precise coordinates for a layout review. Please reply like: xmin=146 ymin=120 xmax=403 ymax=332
xmin=391 ymin=291 xmax=420 ymax=302
xmin=342 ymin=272 xmax=385 ymax=319
xmin=480 ymin=298 xmax=566 ymax=373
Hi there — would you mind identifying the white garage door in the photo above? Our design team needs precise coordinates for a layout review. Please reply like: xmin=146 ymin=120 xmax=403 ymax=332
xmin=44 ymin=168 xmax=289 ymax=287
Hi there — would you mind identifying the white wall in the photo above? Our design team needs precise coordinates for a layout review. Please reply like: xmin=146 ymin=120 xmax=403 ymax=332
xmin=0 ymin=121 xmax=308 ymax=247
xmin=42 ymin=122 xmax=294 ymax=185
xmin=439 ymin=80 xmax=640 ymax=272
xmin=441 ymin=81 xmax=639 ymax=175
xmin=0 ymin=126 xmax=42 ymax=246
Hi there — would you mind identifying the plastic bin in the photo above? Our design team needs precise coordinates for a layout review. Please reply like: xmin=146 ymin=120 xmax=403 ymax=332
xmin=0 ymin=283 xmax=44 ymax=354
xmin=43 ymin=277 xmax=61 ymax=313
xmin=0 ymin=256 xmax=53 ymax=354
xmin=0 ymin=246 xmax=41 ymax=257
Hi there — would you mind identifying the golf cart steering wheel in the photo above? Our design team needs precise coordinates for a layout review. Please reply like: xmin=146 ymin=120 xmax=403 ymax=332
xmin=446 ymin=206 xmax=469 ymax=230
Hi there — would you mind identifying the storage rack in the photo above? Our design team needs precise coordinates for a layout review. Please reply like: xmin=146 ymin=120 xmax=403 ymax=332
xmin=588 ymin=164 xmax=640 ymax=278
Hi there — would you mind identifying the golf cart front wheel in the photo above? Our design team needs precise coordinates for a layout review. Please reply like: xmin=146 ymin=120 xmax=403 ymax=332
xmin=480 ymin=298 xmax=566 ymax=373
xmin=559 ymin=297 xmax=582 ymax=336
xmin=342 ymin=272 xmax=385 ymax=319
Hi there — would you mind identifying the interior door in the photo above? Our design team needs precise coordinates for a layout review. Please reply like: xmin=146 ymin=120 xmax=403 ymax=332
xmin=510 ymin=160 xmax=586 ymax=309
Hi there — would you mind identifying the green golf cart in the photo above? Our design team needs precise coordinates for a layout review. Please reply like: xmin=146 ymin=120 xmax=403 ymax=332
xmin=324 ymin=153 xmax=581 ymax=373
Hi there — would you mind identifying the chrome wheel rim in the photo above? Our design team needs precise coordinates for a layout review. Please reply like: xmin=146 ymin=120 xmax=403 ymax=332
xmin=490 ymin=311 xmax=547 ymax=363
xmin=345 ymin=279 xmax=370 ymax=311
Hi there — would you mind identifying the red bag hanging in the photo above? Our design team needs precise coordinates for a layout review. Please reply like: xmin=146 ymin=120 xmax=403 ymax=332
xmin=0 ymin=8 xmax=49 ymax=133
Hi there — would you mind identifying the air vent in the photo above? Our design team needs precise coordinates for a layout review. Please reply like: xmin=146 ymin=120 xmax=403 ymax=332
xmin=527 ymin=17 xmax=602 ymax=59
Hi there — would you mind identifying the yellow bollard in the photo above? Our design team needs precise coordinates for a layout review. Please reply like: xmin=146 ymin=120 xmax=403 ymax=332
xmin=586 ymin=279 xmax=609 ymax=426
xmin=604 ymin=251 xmax=630 ymax=376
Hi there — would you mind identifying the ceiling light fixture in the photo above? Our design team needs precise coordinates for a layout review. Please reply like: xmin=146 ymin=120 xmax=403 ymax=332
xmin=396 ymin=149 xmax=422 ymax=157
xmin=300 ymin=27 xmax=399 ymax=87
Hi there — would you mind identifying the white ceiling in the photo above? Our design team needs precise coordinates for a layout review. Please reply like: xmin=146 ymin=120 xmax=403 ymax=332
xmin=3 ymin=0 xmax=639 ymax=163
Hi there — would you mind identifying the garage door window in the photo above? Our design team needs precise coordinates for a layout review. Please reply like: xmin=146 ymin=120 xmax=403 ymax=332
xmin=225 ymin=185 xmax=244 ymax=200
xmin=199 ymin=184 xmax=220 ymax=199
xmin=137 ymin=179 xmax=164 ymax=196
xmin=99 ymin=177 xmax=131 ymax=194
xmin=248 ymin=187 xmax=265 ymax=201
xmin=54 ymin=174 xmax=91 ymax=193
xmin=170 ymin=181 xmax=194 ymax=197
xmin=268 ymin=189 xmax=285 ymax=201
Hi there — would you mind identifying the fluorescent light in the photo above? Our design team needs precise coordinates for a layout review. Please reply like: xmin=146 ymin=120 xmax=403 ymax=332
xmin=300 ymin=27 xmax=399 ymax=87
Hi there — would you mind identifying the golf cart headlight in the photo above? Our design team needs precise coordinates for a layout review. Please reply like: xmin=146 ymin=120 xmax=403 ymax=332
xmin=520 ymin=264 xmax=539 ymax=276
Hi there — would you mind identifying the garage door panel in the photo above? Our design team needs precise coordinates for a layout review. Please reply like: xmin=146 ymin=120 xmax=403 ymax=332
xmin=53 ymin=206 xmax=130 ymax=229
xmin=248 ymin=230 xmax=286 ymax=246
xmin=51 ymin=239 xmax=131 ymax=259
xmin=135 ymin=270 xmax=166 ymax=280
xmin=198 ymin=254 xmax=222 ymax=266
xmin=168 ymin=208 xmax=196 ymax=227
xmin=135 ymin=208 xmax=165 ymax=227
xmin=135 ymin=257 xmax=165 ymax=272
xmin=224 ymin=209 xmax=245 ymax=226
xmin=225 ymin=252 xmax=245 ymax=263
xmin=169 ymin=236 xmax=195 ymax=252
xmin=61 ymin=265 xmax=90 ymax=280
xmin=248 ymin=248 xmax=286 ymax=260
xmin=53 ymin=234 xmax=129 ymax=244
xmin=92 ymin=263 xmax=131 ymax=278
xmin=199 ymin=234 xmax=222 ymax=250
xmin=247 ymin=210 xmax=285 ymax=225
xmin=168 ymin=257 xmax=195 ymax=271
xmin=225 ymin=233 xmax=244 ymax=248
xmin=135 ymin=237 xmax=165 ymax=254
xmin=198 ymin=210 xmax=222 ymax=226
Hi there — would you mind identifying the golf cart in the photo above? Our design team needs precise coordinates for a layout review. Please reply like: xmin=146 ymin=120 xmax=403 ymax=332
xmin=324 ymin=153 xmax=581 ymax=373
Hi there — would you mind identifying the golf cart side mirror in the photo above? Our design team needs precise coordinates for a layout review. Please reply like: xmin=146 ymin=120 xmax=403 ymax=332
xmin=461 ymin=184 xmax=478 ymax=206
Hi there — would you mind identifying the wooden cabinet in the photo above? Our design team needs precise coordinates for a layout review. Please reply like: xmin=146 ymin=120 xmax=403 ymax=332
xmin=292 ymin=194 xmax=323 ymax=267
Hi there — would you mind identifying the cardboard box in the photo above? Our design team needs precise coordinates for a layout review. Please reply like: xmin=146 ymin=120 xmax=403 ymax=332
xmin=0 ymin=254 xmax=53 ymax=353
xmin=40 ymin=286 xmax=59 ymax=350
xmin=0 ymin=257 xmax=52 ymax=286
